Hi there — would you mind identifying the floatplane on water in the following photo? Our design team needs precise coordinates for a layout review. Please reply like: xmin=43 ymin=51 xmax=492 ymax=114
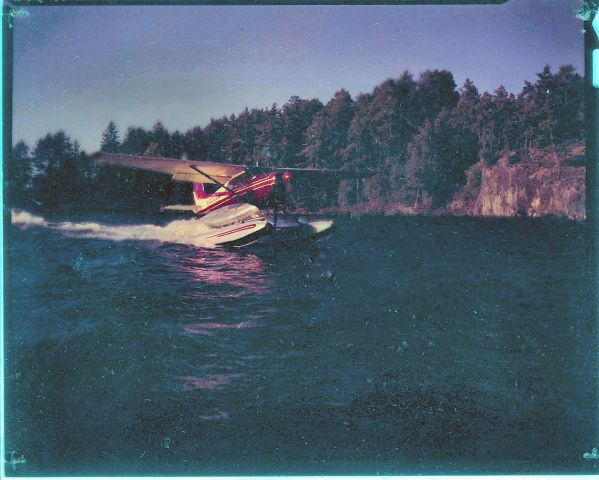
xmin=95 ymin=153 xmax=336 ymax=247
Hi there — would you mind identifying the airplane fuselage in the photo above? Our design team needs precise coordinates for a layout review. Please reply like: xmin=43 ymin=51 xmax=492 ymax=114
xmin=192 ymin=172 xmax=278 ymax=216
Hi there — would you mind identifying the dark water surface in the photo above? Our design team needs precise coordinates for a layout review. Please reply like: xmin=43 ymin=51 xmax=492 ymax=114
xmin=6 ymin=212 xmax=597 ymax=475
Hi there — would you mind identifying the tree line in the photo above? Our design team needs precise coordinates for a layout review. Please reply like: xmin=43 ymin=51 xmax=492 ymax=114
xmin=9 ymin=64 xmax=584 ymax=213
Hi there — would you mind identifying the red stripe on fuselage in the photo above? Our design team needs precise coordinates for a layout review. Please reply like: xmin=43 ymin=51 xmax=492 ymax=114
xmin=195 ymin=174 xmax=277 ymax=215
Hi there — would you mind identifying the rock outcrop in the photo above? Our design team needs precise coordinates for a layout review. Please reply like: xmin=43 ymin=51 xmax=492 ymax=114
xmin=449 ymin=145 xmax=585 ymax=221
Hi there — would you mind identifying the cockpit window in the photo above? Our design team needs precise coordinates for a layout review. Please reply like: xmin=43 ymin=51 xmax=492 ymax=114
xmin=203 ymin=183 xmax=221 ymax=194
xmin=227 ymin=172 xmax=250 ymax=187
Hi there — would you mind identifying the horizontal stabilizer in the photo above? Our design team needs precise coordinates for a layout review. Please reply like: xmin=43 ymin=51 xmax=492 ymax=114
xmin=160 ymin=204 xmax=198 ymax=213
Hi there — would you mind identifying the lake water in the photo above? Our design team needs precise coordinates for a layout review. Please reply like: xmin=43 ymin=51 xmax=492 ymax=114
xmin=6 ymin=210 xmax=597 ymax=475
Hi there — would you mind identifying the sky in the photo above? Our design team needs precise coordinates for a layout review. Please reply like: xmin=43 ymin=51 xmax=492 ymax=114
xmin=13 ymin=0 xmax=584 ymax=152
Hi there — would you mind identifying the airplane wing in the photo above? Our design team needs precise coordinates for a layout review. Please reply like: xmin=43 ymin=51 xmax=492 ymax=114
xmin=95 ymin=153 xmax=247 ymax=185
xmin=250 ymin=166 xmax=344 ymax=174
xmin=247 ymin=165 xmax=363 ymax=177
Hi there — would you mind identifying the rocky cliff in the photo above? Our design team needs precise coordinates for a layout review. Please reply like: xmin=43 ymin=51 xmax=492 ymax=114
xmin=449 ymin=145 xmax=585 ymax=221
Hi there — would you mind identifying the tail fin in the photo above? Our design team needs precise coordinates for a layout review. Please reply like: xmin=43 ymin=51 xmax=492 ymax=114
xmin=192 ymin=182 xmax=222 ymax=213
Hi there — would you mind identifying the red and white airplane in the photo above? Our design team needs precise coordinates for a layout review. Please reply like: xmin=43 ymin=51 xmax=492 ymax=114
xmin=96 ymin=153 xmax=335 ymax=247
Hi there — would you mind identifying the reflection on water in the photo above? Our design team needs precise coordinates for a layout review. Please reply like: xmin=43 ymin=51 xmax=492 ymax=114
xmin=180 ymin=374 xmax=243 ymax=391
xmin=159 ymin=249 xmax=274 ymax=423
xmin=167 ymin=249 xmax=272 ymax=297
xmin=182 ymin=321 xmax=255 ymax=336
xmin=198 ymin=411 xmax=230 ymax=421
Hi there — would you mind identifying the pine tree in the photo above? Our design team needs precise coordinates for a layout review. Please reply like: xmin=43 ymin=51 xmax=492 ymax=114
xmin=184 ymin=126 xmax=205 ymax=160
xmin=458 ymin=79 xmax=479 ymax=106
xmin=10 ymin=141 xmax=32 ymax=206
xmin=32 ymin=131 xmax=81 ymax=209
xmin=280 ymin=96 xmax=323 ymax=167
xmin=405 ymin=108 xmax=478 ymax=207
xmin=100 ymin=121 xmax=120 ymax=153
xmin=120 ymin=127 xmax=150 ymax=155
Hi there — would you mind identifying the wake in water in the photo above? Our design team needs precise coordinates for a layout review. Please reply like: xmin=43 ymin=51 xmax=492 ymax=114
xmin=11 ymin=209 xmax=217 ymax=248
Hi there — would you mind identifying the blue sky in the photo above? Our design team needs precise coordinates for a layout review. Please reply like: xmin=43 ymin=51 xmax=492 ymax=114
xmin=13 ymin=1 xmax=584 ymax=152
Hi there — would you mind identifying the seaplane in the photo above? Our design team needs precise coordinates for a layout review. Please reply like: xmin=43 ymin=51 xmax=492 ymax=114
xmin=95 ymin=153 xmax=336 ymax=247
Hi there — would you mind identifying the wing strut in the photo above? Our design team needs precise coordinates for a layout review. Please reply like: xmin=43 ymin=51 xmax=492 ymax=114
xmin=189 ymin=165 xmax=236 ymax=194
